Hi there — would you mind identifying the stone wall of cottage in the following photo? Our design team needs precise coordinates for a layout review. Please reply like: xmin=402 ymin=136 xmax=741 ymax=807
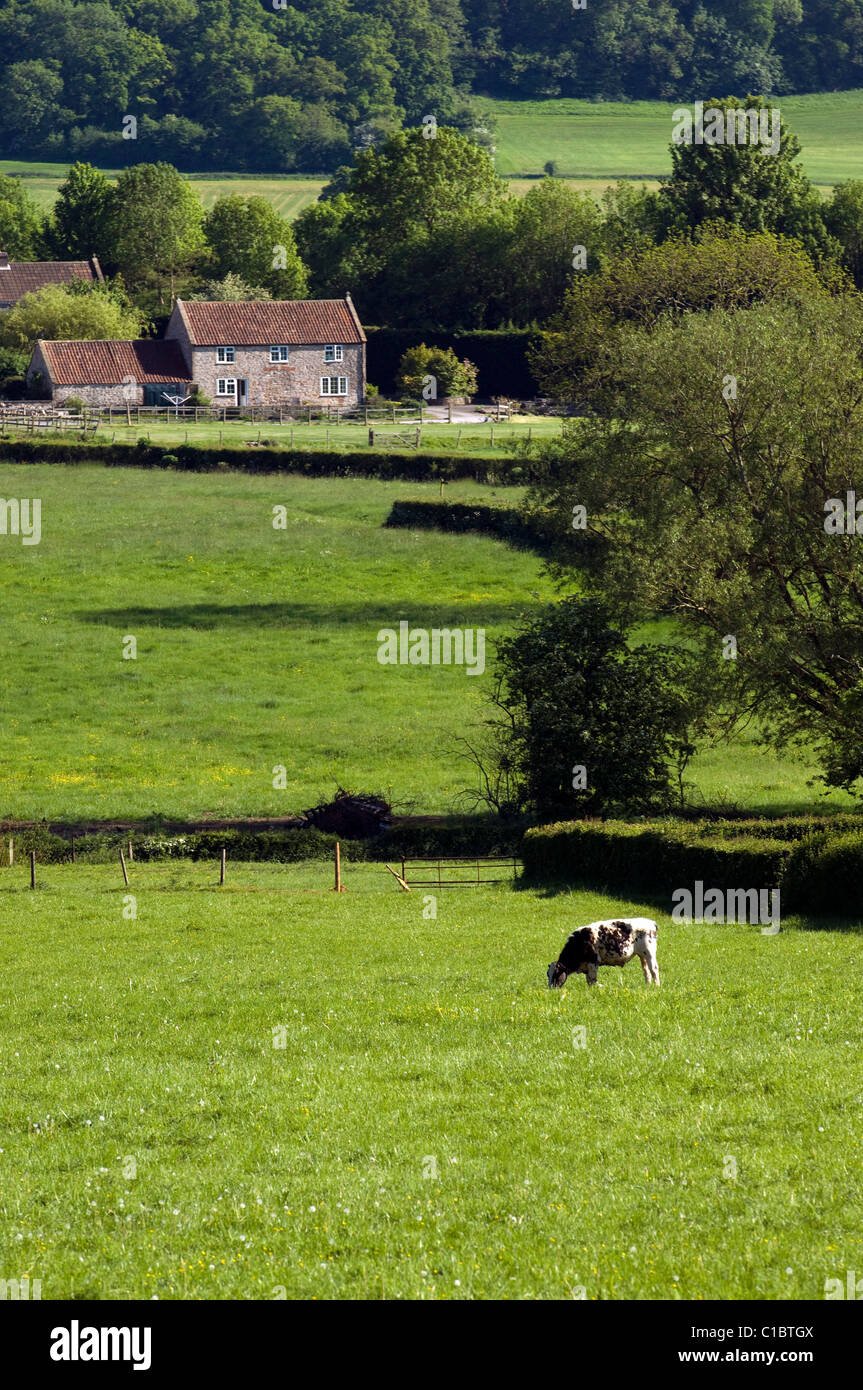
xmin=187 ymin=343 xmax=365 ymax=407
xmin=26 ymin=346 xmax=148 ymax=405
xmin=49 ymin=383 xmax=147 ymax=406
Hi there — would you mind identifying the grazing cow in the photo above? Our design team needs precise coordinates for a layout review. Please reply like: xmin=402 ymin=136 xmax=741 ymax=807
xmin=547 ymin=917 xmax=660 ymax=987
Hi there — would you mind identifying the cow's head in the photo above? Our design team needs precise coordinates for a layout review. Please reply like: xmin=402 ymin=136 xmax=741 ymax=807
xmin=547 ymin=960 xmax=568 ymax=989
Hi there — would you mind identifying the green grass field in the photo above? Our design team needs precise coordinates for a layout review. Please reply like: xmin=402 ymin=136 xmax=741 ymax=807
xmin=0 ymin=864 xmax=859 ymax=1299
xmin=489 ymin=89 xmax=863 ymax=185
xmin=0 ymin=464 xmax=549 ymax=822
xmin=0 ymin=165 xmax=326 ymax=219
xmin=0 ymin=462 xmax=856 ymax=824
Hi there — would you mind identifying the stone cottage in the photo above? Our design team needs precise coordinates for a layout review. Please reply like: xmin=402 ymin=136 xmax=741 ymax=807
xmin=26 ymin=295 xmax=366 ymax=408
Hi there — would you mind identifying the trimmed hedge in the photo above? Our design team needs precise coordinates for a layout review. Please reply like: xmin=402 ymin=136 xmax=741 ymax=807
xmin=366 ymin=328 xmax=539 ymax=398
xmin=782 ymin=830 xmax=863 ymax=915
xmin=521 ymin=820 xmax=790 ymax=897
xmin=0 ymin=819 xmax=525 ymax=865
xmin=384 ymin=497 xmax=605 ymax=560
xmin=0 ymin=438 xmax=528 ymax=485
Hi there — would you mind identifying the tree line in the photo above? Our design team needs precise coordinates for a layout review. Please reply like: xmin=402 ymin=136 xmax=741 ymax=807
xmin=2 ymin=1 xmax=863 ymax=170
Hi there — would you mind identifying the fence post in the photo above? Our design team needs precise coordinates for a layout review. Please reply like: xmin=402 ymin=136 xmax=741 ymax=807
xmin=220 ymin=847 xmax=226 ymax=886
xmin=30 ymin=850 xmax=36 ymax=889
xmin=8 ymin=836 xmax=13 ymax=867
xmin=334 ymin=841 xmax=342 ymax=893
xmin=119 ymin=847 xmax=129 ymax=886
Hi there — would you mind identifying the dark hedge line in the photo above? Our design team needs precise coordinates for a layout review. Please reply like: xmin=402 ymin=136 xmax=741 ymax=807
xmin=384 ymin=497 xmax=606 ymax=561
xmin=365 ymin=328 xmax=540 ymax=399
xmin=521 ymin=817 xmax=863 ymax=919
xmin=0 ymin=438 xmax=529 ymax=484
xmin=0 ymin=820 xmax=525 ymax=865
xmin=522 ymin=820 xmax=791 ymax=897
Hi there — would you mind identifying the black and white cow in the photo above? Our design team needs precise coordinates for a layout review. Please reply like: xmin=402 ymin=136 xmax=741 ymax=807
xmin=547 ymin=917 xmax=660 ymax=987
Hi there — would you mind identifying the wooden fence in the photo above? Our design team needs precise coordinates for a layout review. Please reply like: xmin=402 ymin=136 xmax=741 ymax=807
xmin=369 ymin=427 xmax=421 ymax=450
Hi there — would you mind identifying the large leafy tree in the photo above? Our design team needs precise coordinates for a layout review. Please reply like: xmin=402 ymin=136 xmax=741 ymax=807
xmin=464 ymin=598 xmax=704 ymax=820
xmin=111 ymin=162 xmax=205 ymax=303
xmin=0 ymin=174 xmax=44 ymax=259
xmin=47 ymin=162 xmax=115 ymax=261
xmin=343 ymin=126 xmax=507 ymax=262
xmin=295 ymin=127 xmax=507 ymax=320
xmin=525 ymin=293 xmax=863 ymax=792
xmin=658 ymin=96 xmax=838 ymax=266
xmin=823 ymin=179 xmax=863 ymax=288
xmin=530 ymin=225 xmax=836 ymax=400
xmin=202 ymin=195 xmax=308 ymax=300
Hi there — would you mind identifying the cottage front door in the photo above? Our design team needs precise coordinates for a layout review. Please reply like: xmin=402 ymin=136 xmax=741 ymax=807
xmin=236 ymin=378 xmax=249 ymax=407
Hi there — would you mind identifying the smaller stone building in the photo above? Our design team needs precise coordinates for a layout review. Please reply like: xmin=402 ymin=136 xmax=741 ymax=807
xmin=28 ymin=340 xmax=192 ymax=407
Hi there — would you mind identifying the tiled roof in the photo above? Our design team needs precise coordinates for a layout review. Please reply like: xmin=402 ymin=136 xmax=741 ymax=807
xmin=37 ymin=340 xmax=192 ymax=386
xmin=176 ymin=296 xmax=365 ymax=346
xmin=0 ymin=258 xmax=102 ymax=305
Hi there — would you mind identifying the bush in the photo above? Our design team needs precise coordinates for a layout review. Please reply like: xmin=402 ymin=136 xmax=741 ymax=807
xmin=62 ymin=396 xmax=85 ymax=411
xmin=0 ymin=376 xmax=27 ymax=399
xmin=396 ymin=344 xmax=478 ymax=399
xmin=366 ymin=328 xmax=538 ymax=398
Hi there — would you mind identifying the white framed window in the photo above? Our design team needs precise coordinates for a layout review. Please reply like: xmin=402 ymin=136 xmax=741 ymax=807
xmin=320 ymin=376 xmax=348 ymax=396
xmin=324 ymin=344 xmax=343 ymax=363
xmin=216 ymin=378 xmax=237 ymax=396
xmin=216 ymin=346 xmax=235 ymax=364
xmin=269 ymin=345 xmax=289 ymax=362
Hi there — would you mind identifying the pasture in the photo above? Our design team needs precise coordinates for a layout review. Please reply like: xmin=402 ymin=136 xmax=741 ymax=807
xmin=0 ymin=865 xmax=859 ymax=1299
xmin=0 ymin=462 xmax=857 ymax=824
xmin=489 ymin=90 xmax=863 ymax=187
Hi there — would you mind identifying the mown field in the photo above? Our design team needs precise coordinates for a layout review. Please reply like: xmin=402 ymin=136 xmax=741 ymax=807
xmin=0 ymin=165 xmax=327 ymax=218
xmin=489 ymin=89 xmax=863 ymax=186
xmin=0 ymin=464 xmax=549 ymax=822
xmin=0 ymin=865 xmax=859 ymax=1300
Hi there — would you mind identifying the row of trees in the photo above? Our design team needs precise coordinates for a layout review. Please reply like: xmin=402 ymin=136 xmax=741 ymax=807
xmin=3 ymin=1 xmax=863 ymax=169
xmin=291 ymin=106 xmax=863 ymax=329
xmin=1 ymin=162 xmax=308 ymax=312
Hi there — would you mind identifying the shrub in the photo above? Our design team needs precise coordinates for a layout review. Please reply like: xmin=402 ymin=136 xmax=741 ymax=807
xmin=62 ymin=396 xmax=85 ymax=411
xmin=396 ymin=344 xmax=478 ymax=400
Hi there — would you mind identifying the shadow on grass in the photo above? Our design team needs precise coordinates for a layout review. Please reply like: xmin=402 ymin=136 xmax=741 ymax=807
xmin=77 ymin=601 xmax=535 ymax=629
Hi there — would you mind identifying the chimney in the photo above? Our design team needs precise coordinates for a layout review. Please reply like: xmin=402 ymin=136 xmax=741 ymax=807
xmin=0 ymin=250 xmax=10 ymax=271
